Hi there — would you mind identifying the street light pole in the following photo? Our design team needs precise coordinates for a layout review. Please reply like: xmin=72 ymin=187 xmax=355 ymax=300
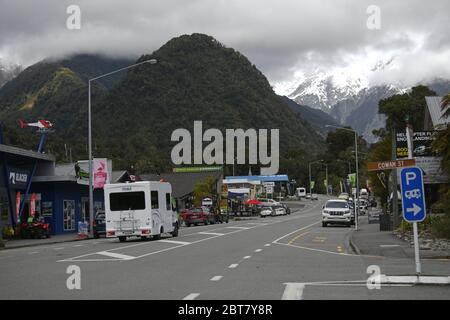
xmin=87 ymin=59 xmax=157 ymax=237
xmin=325 ymin=125 xmax=359 ymax=230
xmin=308 ymin=160 xmax=323 ymax=198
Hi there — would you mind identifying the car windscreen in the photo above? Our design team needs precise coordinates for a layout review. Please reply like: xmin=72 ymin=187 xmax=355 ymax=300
xmin=325 ymin=201 xmax=349 ymax=209
xmin=109 ymin=191 xmax=146 ymax=211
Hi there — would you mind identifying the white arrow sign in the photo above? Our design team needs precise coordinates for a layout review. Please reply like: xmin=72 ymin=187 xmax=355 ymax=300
xmin=406 ymin=203 xmax=421 ymax=216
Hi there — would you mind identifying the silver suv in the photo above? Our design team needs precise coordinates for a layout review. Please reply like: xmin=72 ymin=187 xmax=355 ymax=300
xmin=322 ymin=199 xmax=352 ymax=227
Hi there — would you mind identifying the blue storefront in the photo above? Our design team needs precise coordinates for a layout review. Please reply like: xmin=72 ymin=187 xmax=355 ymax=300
xmin=30 ymin=179 xmax=104 ymax=235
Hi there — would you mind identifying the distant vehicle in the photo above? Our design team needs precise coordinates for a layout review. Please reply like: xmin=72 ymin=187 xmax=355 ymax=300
xmin=311 ymin=194 xmax=319 ymax=200
xmin=296 ymin=187 xmax=307 ymax=198
xmin=338 ymin=193 xmax=349 ymax=200
xmin=322 ymin=199 xmax=352 ymax=227
xmin=93 ymin=211 xmax=106 ymax=238
xmin=104 ymin=181 xmax=179 ymax=242
xmin=260 ymin=206 xmax=274 ymax=218
xmin=305 ymin=194 xmax=311 ymax=200
xmin=360 ymin=188 xmax=369 ymax=199
xmin=182 ymin=207 xmax=215 ymax=227
xmin=273 ymin=205 xmax=286 ymax=216
xmin=258 ymin=198 xmax=280 ymax=207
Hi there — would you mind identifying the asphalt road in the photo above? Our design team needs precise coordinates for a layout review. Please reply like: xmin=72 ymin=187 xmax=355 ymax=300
xmin=1 ymin=196 xmax=449 ymax=300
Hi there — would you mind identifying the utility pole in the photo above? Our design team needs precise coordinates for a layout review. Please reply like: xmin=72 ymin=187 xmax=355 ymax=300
xmin=391 ymin=128 xmax=399 ymax=229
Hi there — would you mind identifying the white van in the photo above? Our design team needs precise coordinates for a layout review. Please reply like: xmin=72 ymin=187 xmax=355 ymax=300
xmin=296 ymin=187 xmax=306 ymax=198
xmin=104 ymin=181 xmax=179 ymax=242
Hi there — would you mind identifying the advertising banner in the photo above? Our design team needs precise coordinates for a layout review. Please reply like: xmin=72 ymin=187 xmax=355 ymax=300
xmin=396 ymin=131 xmax=437 ymax=158
xmin=348 ymin=173 xmax=356 ymax=187
xmin=30 ymin=193 xmax=36 ymax=217
xmin=16 ymin=191 xmax=21 ymax=222
xmin=93 ymin=158 xmax=109 ymax=189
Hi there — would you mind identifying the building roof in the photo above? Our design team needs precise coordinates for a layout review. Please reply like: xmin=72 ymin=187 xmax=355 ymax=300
xmin=140 ymin=171 xmax=223 ymax=198
xmin=0 ymin=144 xmax=55 ymax=163
xmin=425 ymin=96 xmax=449 ymax=128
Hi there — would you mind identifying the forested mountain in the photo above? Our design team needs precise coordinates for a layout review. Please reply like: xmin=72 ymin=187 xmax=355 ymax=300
xmin=0 ymin=34 xmax=326 ymax=173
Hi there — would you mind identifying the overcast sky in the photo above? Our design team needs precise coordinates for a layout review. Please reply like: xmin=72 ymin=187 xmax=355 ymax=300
xmin=1 ymin=0 xmax=449 ymax=91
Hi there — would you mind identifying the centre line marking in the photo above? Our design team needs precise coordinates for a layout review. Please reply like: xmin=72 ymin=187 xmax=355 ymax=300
xmin=198 ymin=232 xmax=225 ymax=236
xmin=183 ymin=293 xmax=200 ymax=300
xmin=158 ymin=239 xmax=191 ymax=246
xmin=243 ymin=256 xmax=251 ymax=259
xmin=97 ymin=251 xmax=135 ymax=260
xmin=54 ymin=247 xmax=64 ymax=250
xmin=254 ymin=249 xmax=263 ymax=253
xmin=225 ymin=226 xmax=250 ymax=230
xmin=210 ymin=275 xmax=223 ymax=281
xmin=264 ymin=244 xmax=271 ymax=247
xmin=229 ymin=264 xmax=239 ymax=268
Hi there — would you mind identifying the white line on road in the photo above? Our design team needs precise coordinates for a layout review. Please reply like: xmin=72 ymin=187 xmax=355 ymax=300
xmin=97 ymin=251 xmax=135 ymax=260
xmin=225 ymin=226 xmax=250 ymax=230
xmin=243 ymin=256 xmax=251 ymax=259
xmin=73 ymin=244 xmax=84 ymax=247
xmin=158 ymin=239 xmax=191 ymax=246
xmin=198 ymin=232 xmax=225 ymax=236
xmin=379 ymin=244 xmax=400 ymax=248
xmin=264 ymin=244 xmax=271 ymax=247
xmin=53 ymin=247 xmax=64 ymax=250
xmin=229 ymin=264 xmax=239 ymax=269
xmin=272 ymin=220 xmax=322 ymax=243
xmin=282 ymin=283 xmax=305 ymax=300
xmin=210 ymin=275 xmax=223 ymax=281
xmin=28 ymin=252 xmax=39 ymax=254
xmin=183 ymin=293 xmax=200 ymax=300
xmin=254 ymin=249 xmax=263 ymax=252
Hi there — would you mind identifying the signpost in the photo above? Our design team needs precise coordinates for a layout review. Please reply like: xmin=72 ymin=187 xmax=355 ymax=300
xmin=367 ymin=159 xmax=416 ymax=172
xmin=400 ymin=166 xmax=426 ymax=274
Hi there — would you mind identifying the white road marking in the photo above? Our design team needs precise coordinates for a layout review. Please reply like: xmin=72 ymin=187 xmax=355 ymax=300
xmin=225 ymin=226 xmax=250 ymax=230
xmin=264 ymin=244 xmax=271 ymax=247
xmin=198 ymin=232 xmax=225 ymax=236
xmin=243 ymin=256 xmax=251 ymax=259
xmin=229 ymin=264 xmax=239 ymax=269
xmin=183 ymin=293 xmax=200 ymax=300
xmin=254 ymin=249 xmax=263 ymax=252
xmin=210 ymin=275 xmax=223 ymax=281
xmin=28 ymin=252 xmax=39 ymax=254
xmin=158 ymin=239 xmax=191 ymax=246
xmin=282 ymin=283 xmax=305 ymax=300
xmin=379 ymin=244 xmax=400 ymax=248
xmin=272 ymin=220 xmax=322 ymax=243
xmin=53 ymin=247 xmax=64 ymax=250
xmin=96 ymin=251 xmax=135 ymax=260
xmin=73 ymin=244 xmax=84 ymax=247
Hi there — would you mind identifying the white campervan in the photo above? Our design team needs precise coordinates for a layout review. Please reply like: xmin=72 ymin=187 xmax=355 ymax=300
xmin=296 ymin=187 xmax=306 ymax=198
xmin=104 ymin=181 xmax=179 ymax=242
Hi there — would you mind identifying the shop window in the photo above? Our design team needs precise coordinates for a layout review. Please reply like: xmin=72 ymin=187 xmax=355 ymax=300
xmin=63 ymin=200 xmax=76 ymax=231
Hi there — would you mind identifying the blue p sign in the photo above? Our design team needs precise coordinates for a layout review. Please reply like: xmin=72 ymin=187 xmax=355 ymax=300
xmin=400 ymin=167 xmax=426 ymax=222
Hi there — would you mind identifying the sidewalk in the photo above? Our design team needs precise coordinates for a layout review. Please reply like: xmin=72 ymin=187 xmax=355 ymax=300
xmin=350 ymin=215 xmax=450 ymax=259
xmin=1 ymin=233 xmax=89 ymax=250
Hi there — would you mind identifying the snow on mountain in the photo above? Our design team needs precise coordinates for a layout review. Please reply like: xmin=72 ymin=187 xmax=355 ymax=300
xmin=0 ymin=59 xmax=22 ymax=88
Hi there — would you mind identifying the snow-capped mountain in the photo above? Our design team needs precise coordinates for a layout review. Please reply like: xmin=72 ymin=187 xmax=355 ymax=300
xmin=0 ymin=60 xmax=22 ymax=88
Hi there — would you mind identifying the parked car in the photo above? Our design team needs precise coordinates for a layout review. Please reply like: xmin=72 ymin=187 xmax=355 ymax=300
xmin=258 ymin=198 xmax=281 ymax=207
xmin=322 ymin=199 xmax=352 ymax=227
xmin=93 ymin=211 xmax=106 ymax=238
xmin=338 ymin=193 xmax=349 ymax=200
xmin=260 ymin=206 xmax=274 ymax=218
xmin=273 ymin=205 xmax=286 ymax=216
xmin=311 ymin=194 xmax=319 ymax=200
xmin=182 ymin=207 xmax=215 ymax=227
xmin=305 ymin=194 xmax=311 ymax=200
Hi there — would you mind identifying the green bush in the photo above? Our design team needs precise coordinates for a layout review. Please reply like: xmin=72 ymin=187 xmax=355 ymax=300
xmin=431 ymin=215 xmax=450 ymax=239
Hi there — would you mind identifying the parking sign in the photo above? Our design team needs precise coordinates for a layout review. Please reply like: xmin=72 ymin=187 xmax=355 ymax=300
xmin=400 ymin=167 xmax=426 ymax=222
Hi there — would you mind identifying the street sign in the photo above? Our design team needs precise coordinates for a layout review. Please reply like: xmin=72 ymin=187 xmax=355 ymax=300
xmin=400 ymin=167 xmax=426 ymax=222
xmin=367 ymin=159 xmax=415 ymax=172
